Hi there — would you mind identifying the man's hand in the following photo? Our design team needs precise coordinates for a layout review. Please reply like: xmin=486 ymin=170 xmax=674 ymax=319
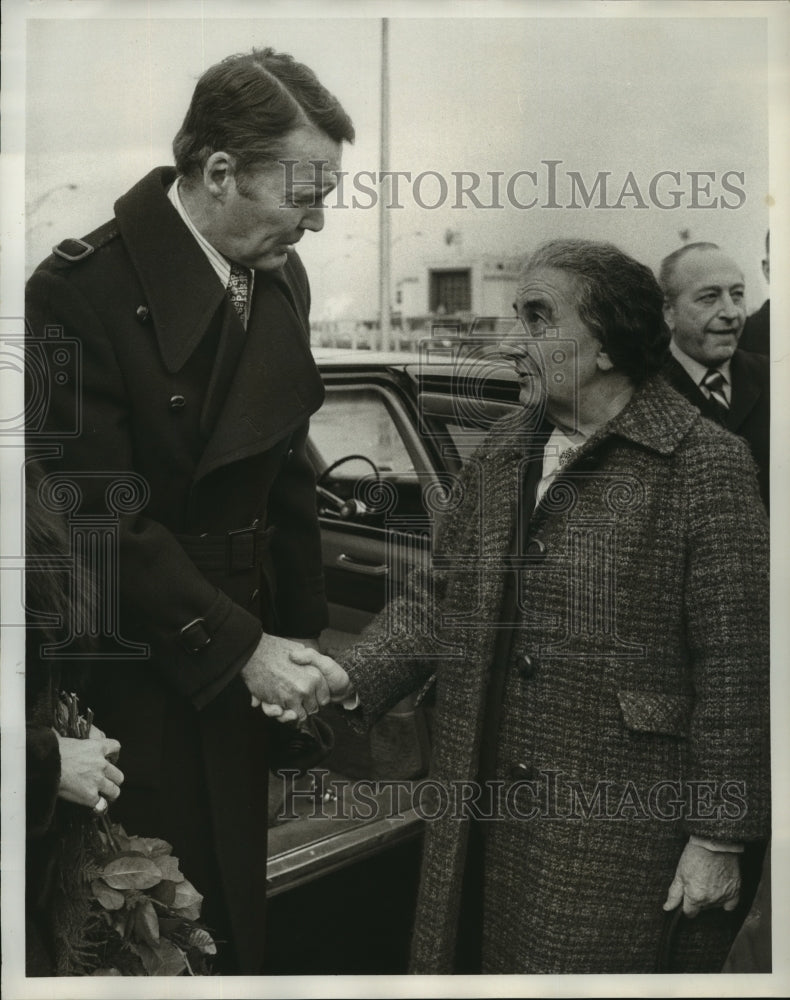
xmin=56 ymin=732 xmax=124 ymax=809
xmin=289 ymin=645 xmax=353 ymax=703
xmin=663 ymin=841 xmax=741 ymax=917
xmin=241 ymin=633 xmax=343 ymax=723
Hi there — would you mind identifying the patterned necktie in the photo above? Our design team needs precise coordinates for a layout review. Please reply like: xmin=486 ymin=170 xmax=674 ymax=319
xmin=701 ymin=368 xmax=729 ymax=410
xmin=226 ymin=262 xmax=250 ymax=328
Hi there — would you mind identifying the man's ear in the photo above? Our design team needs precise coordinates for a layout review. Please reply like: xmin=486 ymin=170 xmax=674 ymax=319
xmin=596 ymin=350 xmax=615 ymax=372
xmin=203 ymin=152 xmax=236 ymax=200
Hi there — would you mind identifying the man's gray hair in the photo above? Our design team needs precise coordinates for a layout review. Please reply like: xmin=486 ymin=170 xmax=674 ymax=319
xmin=658 ymin=242 xmax=720 ymax=305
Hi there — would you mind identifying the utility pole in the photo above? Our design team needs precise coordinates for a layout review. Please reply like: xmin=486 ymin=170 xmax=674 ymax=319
xmin=378 ymin=17 xmax=391 ymax=352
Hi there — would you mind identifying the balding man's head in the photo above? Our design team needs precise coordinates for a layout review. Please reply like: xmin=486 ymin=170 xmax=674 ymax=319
xmin=659 ymin=244 xmax=746 ymax=367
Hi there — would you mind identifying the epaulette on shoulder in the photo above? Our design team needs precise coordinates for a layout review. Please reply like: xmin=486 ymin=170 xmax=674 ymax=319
xmin=51 ymin=218 xmax=120 ymax=265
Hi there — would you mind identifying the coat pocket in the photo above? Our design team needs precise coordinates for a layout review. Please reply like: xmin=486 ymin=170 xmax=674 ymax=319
xmin=617 ymin=689 xmax=693 ymax=738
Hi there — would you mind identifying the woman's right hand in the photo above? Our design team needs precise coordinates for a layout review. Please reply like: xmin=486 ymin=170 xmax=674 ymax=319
xmin=55 ymin=732 xmax=124 ymax=809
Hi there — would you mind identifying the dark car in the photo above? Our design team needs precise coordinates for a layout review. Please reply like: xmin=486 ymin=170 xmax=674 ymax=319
xmin=264 ymin=339 xmax=521 ymax=973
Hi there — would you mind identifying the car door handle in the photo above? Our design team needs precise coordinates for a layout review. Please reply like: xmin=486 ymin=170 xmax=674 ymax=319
xmin=336 ymin=553 xmax=389 ymax=576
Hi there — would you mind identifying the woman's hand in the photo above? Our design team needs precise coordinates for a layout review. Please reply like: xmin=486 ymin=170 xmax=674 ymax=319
xmin=55 ymin=731 xmax=124 ymax=809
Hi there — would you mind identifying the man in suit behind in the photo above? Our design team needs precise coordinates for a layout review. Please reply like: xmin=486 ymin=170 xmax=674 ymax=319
xmin=658 ymin=242 xmax=769 ymax=511
xmin=25 ymin=47 xmax=352 ymax=974
xmin=739 ymin=230 xmax=770 ymax=357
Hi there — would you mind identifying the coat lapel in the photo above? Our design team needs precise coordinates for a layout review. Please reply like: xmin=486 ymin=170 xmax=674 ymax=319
xmin=114 ymin=168 xmax=227 ymax=374
xmin=728 ymin=349 xmax=766 ymax=431
xmin=662 ymin=356 xmax=725 ymax=425
xmin=114 ymin=168 xmax=324 ymax=481
xmin=194 ymin=268 xmax=324 ymax=482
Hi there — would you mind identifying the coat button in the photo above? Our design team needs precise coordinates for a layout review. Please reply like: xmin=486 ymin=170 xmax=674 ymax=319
xmin=136 ymin=305 xmax=150 ymax=322
xmin=169 ymin=395 xmax=186 ymax=409
xmin=515 ymin=652 xmax=538 ymax=679
xmin=525 ymin=537 xmax=546 ymax=557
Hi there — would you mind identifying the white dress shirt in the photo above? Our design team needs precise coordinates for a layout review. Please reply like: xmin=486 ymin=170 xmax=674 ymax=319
xmin=167 ymin=177 xmax=254 ymax=325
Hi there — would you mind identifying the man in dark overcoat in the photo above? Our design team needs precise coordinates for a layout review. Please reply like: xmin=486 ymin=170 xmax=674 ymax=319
xmin=307 ymin=239 xmax=770 ymax=973
xmin=25 ymin=47 xmax=353 ymax=974
xmin=658 ymin=242 xmax=769 ymax=511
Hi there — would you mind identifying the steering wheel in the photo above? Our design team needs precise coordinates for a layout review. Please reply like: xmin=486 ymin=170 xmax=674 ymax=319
xmin=316 ymin=454 xmax=381 ymax=519
xmin=316 ymin=453 xmax=381 ymax=488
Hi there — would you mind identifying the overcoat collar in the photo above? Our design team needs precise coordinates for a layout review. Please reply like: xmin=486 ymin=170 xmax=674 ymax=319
xmin=113 ymin=167 xmax=309 ymax=375
xmin=114 ymin=167 xmax=226 ymax=374
xmin=194 ymin=270 xmax=324 ymax=481
xmin=494 ymin=373 xmax=699 ymax=473
xmin=114 ymin=167 xmax=324 ymax=480
xmin=592 ymin=373 xmax=699 ymax=455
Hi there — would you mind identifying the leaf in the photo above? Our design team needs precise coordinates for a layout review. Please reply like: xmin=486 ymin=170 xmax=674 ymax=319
xmin=134 ymin=939 xmax=188 ymax=976
xmin=171 ymin=879 xmax=203 ymax=920
xmin=145 ymin=838 xmax=174 ymax=859
xmin=149 ymin=880 xmax=177 ymax=906
xmin=179 ymin=901 xmax=202 ymax=922
xmin=90 ymin=879 xmax=126 ymax=911
xmin=126 ymin=836 xmax=153 ymax=855
xmin=100 ymin=856 xmax=162 ymax=891
xmin=125 ymin=835 xmax=172 ymax=858
xmin=152 ymin=855 xmax=184 ymax=883
xmin=187 ymin=927 xmax=217 ymax=956
xmin=133 ymin=898 xmax=160 ymax=947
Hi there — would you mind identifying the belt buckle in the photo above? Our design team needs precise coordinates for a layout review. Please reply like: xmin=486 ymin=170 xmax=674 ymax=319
xmin=226 ymin=521 xmax=259 ymax=576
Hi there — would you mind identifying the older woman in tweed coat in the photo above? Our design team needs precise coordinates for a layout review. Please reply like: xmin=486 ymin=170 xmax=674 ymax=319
xmin=333 ymin=240 xmax=770 ymax=974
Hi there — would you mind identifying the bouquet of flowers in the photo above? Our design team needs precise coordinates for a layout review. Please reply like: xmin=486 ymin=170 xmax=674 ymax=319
xmin=52 ymin=692 xmax=217 ymax=976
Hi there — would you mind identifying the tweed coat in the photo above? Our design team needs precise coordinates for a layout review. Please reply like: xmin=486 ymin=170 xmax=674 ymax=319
xmin=662 ymin=349 xmax=769 ymax=511
xmin=342 ymin=374 xmax=770 ymax=974
xmin=25 ymin=167 xmax=328 ymax=973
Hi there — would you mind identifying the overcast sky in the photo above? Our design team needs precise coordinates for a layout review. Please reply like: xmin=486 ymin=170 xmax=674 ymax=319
xmin=23 ymin=8 xmax=771 ymax=318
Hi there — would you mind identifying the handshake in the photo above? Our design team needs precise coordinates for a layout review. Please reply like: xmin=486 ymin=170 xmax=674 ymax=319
xmin=240 ymin=632 xmax=355 ymax=723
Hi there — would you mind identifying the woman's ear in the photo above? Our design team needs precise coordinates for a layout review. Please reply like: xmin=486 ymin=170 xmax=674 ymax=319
xmin=596 ymin=350 xmax=615 ymax=372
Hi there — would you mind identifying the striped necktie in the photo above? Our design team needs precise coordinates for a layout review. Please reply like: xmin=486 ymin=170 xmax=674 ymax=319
xmin=701 ymin=368 xmax=729 ymax=410
xmin=226 ymin=262 xmax=250 ymax=328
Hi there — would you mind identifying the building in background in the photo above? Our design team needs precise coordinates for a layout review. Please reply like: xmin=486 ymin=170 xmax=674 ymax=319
xmin=314 ymin=232 xmax=522 ymax=350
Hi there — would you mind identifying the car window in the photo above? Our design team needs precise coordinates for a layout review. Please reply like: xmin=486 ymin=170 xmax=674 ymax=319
xmin=309 ymin=386 xmax=418 ymax=479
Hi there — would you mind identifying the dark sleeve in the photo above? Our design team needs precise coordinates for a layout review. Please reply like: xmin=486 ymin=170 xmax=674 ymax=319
xmin=26 ymin=727 xmax=61 ymax=838
xmin=25 ymin=268 xmax=263 ymax=710
xmin=681 ymin=431 xmax=770 ymax=842
xmin=267 ymin=421 xmax=328 ymax=638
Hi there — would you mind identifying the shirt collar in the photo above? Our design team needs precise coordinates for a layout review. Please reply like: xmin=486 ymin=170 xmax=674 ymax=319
xmin=167 ymin=177 xmax=254 ymax=296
